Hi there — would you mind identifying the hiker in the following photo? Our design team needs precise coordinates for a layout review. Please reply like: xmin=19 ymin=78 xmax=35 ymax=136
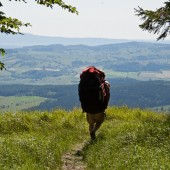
xmin=78 ymin=66 xmax=110 ymax=140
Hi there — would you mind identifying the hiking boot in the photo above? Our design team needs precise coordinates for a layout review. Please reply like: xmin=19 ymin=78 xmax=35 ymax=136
xmin=90 ymin=132 xmax=96 ymax=140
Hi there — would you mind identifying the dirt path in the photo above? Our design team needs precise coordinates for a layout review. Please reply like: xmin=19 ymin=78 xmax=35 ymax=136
xmin=62 ymin=142 xmax=87 ymax=170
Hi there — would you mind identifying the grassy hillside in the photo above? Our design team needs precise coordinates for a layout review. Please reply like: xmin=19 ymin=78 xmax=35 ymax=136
xmin=0 ymin=107 xmax=169 ymax=169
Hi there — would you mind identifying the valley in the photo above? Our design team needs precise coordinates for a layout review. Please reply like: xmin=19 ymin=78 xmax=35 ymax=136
xmin=0 ymin=40 xmax=170 ymax=112
xmin=0 ymin=42 xmax=170 ymax=85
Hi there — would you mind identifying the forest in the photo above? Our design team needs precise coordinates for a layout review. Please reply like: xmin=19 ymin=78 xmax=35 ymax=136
xmin=0 ymin=79 xmax=170 ymax=112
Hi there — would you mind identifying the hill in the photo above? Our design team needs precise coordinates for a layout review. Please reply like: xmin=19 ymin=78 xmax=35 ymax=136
xmin=0 ymin=42 xmax=170 ymax=85
xmin=1 ymin=33 xmax=170 ymax=48
xmin=0 ymin=107 xmax=169 ymax=169
xmin=0 ymin=33 xmax=131 ymax=48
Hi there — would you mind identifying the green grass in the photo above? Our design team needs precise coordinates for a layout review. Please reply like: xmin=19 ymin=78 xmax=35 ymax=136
xmin=83 ymin=107 xmax=170 ymax=169
xmin=0 ymin=106 xmax=169 ymax=169
xmin=0 ymin=96 xmax=47 ymax=112
xmin=105 ymin=70 xmax=139 ymax=79
xmin=0 ymin=108 xmax=88 ymax=169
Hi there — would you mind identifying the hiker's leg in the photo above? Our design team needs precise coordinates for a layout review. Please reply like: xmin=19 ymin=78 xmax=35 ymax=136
xmin=93 ymin=112 xmax=105 ymax=133
xmin=86 ymin=113 xmax=96 ymax=139
xmin=86 ymin=112 xmax=105 ymax=139
xmin=93 ymin=122 xmax=102 ymax=132
xmin=89 ymin=123 xmax=96 ymax=140
xmin=89 ymin=123 xmax=95 ymax=133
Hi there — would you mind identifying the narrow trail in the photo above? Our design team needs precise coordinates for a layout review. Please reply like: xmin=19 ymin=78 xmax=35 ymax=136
xmin=62 ymin=142 xmax=87 ymax=170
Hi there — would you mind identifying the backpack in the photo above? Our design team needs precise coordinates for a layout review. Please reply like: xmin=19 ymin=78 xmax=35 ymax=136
xmin=78 ymin=66 xmax=110 ymax=114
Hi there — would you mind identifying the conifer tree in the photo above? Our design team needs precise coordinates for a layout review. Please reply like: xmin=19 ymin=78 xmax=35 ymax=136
xmin=135 ymin=1 xmax=170 ymax=41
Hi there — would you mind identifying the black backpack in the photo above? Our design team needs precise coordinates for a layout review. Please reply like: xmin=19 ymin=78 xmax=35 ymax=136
xmin=78 ymin=66 xmax=110 ymax=114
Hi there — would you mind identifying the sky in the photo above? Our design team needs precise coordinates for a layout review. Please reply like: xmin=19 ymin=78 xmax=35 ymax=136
xmin=1 ymin=0 xmax=168 ymax=40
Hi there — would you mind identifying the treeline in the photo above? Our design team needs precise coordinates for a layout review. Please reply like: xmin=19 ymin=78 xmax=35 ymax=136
xmin=0 ymin=79 xmax=170 ymax=111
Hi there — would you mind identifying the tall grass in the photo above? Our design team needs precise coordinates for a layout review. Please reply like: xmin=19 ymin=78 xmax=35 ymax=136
xmin=0 ymin=109 xmax=88 ymax=169
xmin=83 ymin=106 xmax=170 ymax=170
xmin=0 ymin=106 xmax=169 ymax=169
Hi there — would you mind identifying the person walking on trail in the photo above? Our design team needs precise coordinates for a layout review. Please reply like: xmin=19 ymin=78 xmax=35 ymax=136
xmin=78 ymin=66 xmax=110 ymax=140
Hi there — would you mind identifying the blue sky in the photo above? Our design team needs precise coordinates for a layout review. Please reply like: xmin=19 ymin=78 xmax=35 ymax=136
xmin=1 ymin=0 xmax=168 ymax=40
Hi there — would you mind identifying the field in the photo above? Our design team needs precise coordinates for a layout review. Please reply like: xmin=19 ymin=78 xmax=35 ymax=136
xmin=0 ymin=96 xmax=47 ymax=112
xmin=1 ymin=70 xmax=170 ymax=85
xmin=151 ymin=105 xmax=170 ymax=113
xmin=0 ymin=107 xmax=169 ymax=169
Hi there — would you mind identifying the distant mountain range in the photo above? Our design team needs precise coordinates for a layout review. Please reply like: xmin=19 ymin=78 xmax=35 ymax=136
xmin=1 ymin=33 xmax=170 ymax=48
xmin=0 ymin=33 xmax=131 ymax=48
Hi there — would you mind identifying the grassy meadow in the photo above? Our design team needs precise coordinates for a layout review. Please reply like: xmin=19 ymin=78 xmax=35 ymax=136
xmin=0 ymin=96 xmax=47 ymax=112
xmin=0 ymin=107 xmax=169 ymax=169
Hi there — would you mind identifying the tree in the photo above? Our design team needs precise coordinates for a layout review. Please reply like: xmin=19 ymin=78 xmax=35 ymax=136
xmin=0 ymin=0 xmax=78 ymax=70
xmin=135 ymin=1 xmax=170 ymax=41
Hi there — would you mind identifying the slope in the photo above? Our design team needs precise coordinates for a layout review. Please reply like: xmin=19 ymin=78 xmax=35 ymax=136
xmin=0 ymin=107 xmax=169 ymax=169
